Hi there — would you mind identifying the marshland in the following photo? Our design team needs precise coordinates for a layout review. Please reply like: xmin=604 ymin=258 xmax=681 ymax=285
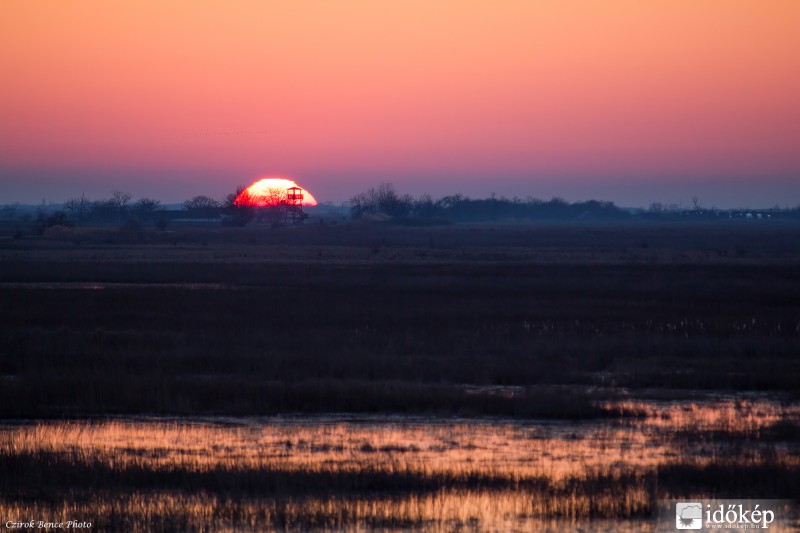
xmin=1 ymin=221 xmax=799 ymax=531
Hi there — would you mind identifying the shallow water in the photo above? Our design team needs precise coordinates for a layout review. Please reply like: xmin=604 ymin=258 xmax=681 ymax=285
xmin=1 ymin=398 xmax=798 ymax=532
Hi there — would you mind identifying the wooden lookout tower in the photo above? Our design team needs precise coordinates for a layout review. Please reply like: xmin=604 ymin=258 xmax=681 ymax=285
xmin=284 ymin=186 xmax=305 ymax=224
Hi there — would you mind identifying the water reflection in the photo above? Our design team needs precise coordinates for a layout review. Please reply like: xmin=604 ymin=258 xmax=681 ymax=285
xmin=1 ymin=399 xmax=797 ymax=532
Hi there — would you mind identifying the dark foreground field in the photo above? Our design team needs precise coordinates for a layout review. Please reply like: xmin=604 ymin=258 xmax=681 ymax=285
xmin=1 ymin=222 xmax=799 ymax=417
xmin=1 ymin=221 xmax=799 ymax=531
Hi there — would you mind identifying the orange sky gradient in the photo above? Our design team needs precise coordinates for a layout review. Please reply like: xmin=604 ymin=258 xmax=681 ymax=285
xmin=1 ymin=1 xmax=799 ymax=206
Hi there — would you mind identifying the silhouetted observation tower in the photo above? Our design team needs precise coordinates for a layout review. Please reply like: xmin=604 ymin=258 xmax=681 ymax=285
xmin=285 ymin=186 xmax=306 ymax=224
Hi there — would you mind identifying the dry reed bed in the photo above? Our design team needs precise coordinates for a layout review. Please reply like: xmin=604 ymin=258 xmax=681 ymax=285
xmin=1 ymin=400 xmax=798 ymax=531
xmin=0 ymin=490 xmax=659 ymax=533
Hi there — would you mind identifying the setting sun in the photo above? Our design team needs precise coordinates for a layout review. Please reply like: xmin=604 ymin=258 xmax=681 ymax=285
xmin=235 ymin=177 xmax=318 ymax=207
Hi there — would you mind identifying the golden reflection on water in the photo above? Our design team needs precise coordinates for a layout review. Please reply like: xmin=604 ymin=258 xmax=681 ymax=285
xmin=0 ymin=490 xmax=658 ymax=533
xmin=5 ymin=399 xmax=796 ymax=478
xmin=1 ymin=399 xmax=797 ymax=532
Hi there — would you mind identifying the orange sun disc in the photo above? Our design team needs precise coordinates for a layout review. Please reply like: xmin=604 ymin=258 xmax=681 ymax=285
xmin=235 ymin=177 xmax=318 ymax=207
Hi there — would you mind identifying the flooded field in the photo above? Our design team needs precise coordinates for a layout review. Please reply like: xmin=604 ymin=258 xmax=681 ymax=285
xmin=2 ymin=398 xmax=798 ymax=532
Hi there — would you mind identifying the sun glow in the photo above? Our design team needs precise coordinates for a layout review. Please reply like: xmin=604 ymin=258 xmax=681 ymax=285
xmin=235 ymin=177 xmax=318 ymax=207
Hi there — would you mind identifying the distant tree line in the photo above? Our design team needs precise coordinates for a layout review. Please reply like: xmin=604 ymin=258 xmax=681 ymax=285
xmin=349 ymin=183 xmax=629 ymax=222
xmin=62 ymin=190 xmax=164 ymax=224
xmin=173 ymin=187 xmax=267 ymax=227
xmin=12 ymin=185 xmax=800 ymax=232
xmin=47 ymin=189 xmax=245 ymax=228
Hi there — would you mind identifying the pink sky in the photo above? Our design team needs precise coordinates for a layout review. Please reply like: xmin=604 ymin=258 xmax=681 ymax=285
xmin=1 ymin=1 xmax=799 ymax=207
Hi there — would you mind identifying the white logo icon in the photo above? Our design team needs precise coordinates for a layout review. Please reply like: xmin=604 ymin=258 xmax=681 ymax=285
xmin=676 ymin=502 xmax=703 ymax=529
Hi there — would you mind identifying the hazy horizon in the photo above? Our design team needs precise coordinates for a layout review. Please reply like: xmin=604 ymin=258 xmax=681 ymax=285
xmin=0 ymin=171 xmax=797 ymax=210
